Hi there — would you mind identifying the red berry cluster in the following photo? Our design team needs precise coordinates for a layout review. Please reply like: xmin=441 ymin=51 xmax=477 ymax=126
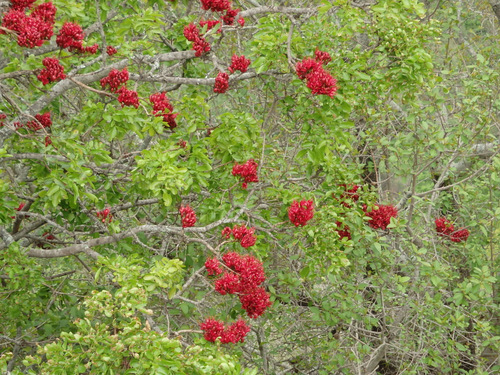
xmin=339 ymin=184 xmax=360 ymax=204
xmin=221 ymin=224 xmax=257 ymax=248
xmin=10 ymin=202 xmax=26 ymax=219
xmin=1 ymin=2 xmax=56 ymax=48
xmin=435 ymin=217 xmax=470 ymax=243
xmin=10 ymin=0 xmax=36 ymax=11
xmin=54 ymin=22 xmax=98 ymax=54
xmin=116 ymin=87 xmax=139 ymax=108
xmin=221 ymin=8 xmax=239 ymax=25
xmin=179 ymin=205 xmax=197 ymax=228
xmin=335 ymin=221 xmax=351 ymax=240
xmin=200 ymin=318 xmax=250 ymax=344
xmin=213 ymin=72 xmax=229 ymax=93
xmin=288 ymin=200 xmax=314 ymax=227
xmin=56 ymin=22 xmax=84 ymax=50
xmin=232 ymin=159 xmax=258 ymax=189
xmin=314 ymin=49 xmax=332 ymax=64
xmin=205 ymin=257 xmax=223 ymax=276
xmin=450 ymin=228 xmax=470 ymax=243
xmin=149 ymin=92 xmax=178 ymax=129
xmin=100 ymin=68 xmax=129 ymax=93
xmin=83 ymin=44 xmax=98 ymax=54
xmin=200 ymin=0 xmax=230 ymax=12
xmin=37 ymin=57 xmax=66 ymax=85
xmin=332 ymin=184 xmax=362 ymax=240
xmin=183 ymin=23 xmax=211 ymax=57
xmin=178 ymin=139 xmax=187 ymax=148
xmin=296 ymin=50 xmax=338 ymax=98
xmin=199 ymin=19 xmax=221 ymax=33
xmin=106 ymin=46 xmax=117 ymax=56
xmin=363 ymin=204 xmax=398 ymax=230
xmin=228 ymin=54 xmax=251 ymax=74
xmin=206 ymin=252 xmax=271 ymax=318
xmin=30 ymin=2 xmax=57 ymax=23
xmin=237 ymin=17 xmax=245 ymax=27
xmin=36 ymin=231 xmax=56 ymax=249
xmin=44 ymin=135 xmax=52 ymax=147
xmin=15 ymin=112 xmax=52 ymax=131
xmin=435 ymin=217 xmax=454 ymax=237
xmin=199 ymin=0 xmax=241 ymax=26
xmin=96 ymin=208 xmax=112 ymax=223
xmin=0 ymin=114 xmax=6 ymax=127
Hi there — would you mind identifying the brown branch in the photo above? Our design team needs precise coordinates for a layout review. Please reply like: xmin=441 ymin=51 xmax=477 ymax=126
xmin=240 ymin=6 xmax=317 ymax=18
xmin=0 ymin=70 xmax=35 ymax=80
xmin=26 ymin=213 xmax=243 ymax=259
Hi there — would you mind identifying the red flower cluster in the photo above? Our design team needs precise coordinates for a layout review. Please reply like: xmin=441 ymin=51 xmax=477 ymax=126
xmin=1 ymin=2 xmax=56 ymax=48
xmin=116 ymin=87 xmax=139 ymax=108
xmin=179 ymin=205 xmax=197 ymax=228
xmin=183 ymin=23 xmax=211 ymax=57
xmin=106 ymin=46 xmax=117 ymax=56
xmin=451 ymin=228 xmax=470 ymax=243
xmin=54 ymin=21 xmax=98 ymax=53
xmin=37 ymin=57 xmax=66 ymax=85
xmin=239 ymin=287 xmax=271 ymax=318
xmin=198 ymin=0 xmax=240 ymax=26
xmin=10 ymin=202 xmax=26 ymax=219
xmin=221 ymin=8 xmax=239 ymax=25
xmin=207 ymin=252 xmax=271 ymax=319
xmin=150 ymin=92 xmax=173 ymax=113
xmin=435 ymin=217 xmax=469 ymax=243
xmin=178 ymin=139 xmax=187 ymax=148
xmin=96 ymin=208 xmax=112 ymax=223
xmin=213 ymin=72 xmax=229 ymax=93
xmin=205 ymin=257 xmax=223 ymax=276
xmin=314 ymin=49 xmax=332 ymax=64
xmin=149 ymin=92 xmax=178 ymax=129
xmin=30 ymin=2 xmax=57 ymax=23
xmin=435 ymin=217 xmax=454 ymax=237
xmin=200 ymin=318 xmax=224 ymax=342
xmin=16 ymin=112 xmax=52 ymax=131
xmin=228 ymin=54 xmax=250 ymax=74
xmin=83 ymin=43 xmax=98 ymax=54
xmin=220 ymin=319 xmax=250 ymax=343
xmin=200 ymin=0 xmax=231 ymax=12
xmin=200 ymin=318 xmax=250 ymax=344
xmin=10 ymin=0 xmax=36 ymax=11
xmin=363 ymin=204 xmax=398 ymax=230
xmin=340 ymin=184 xmax=360 ymax=202
xmin=221 ymin=224 xmax=257 ymax=248
xmin=296 ymin=51 xmax=338 ymax=97
xmin=100 ymin=68 xmax=129 ymax=92
xmin=288 ymin=200 xmax=314 ymax=227
xmin=199 ymin=19 xmax=221 ymax=33
xmin=335 ymin=221 xmax=351 ymax=240
xmin=232 ymin=159 xmax=258 ymax=189
xmin=56 ymin=22 xmax=84 ymax=50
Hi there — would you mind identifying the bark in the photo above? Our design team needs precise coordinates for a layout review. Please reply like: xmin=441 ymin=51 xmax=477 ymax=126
xmin=488 ymin=0 xmax=500 ymax=23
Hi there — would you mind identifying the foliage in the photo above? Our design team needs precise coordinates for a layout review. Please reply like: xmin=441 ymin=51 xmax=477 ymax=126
xmin=0 ymin=0 xmax=499 ymax=374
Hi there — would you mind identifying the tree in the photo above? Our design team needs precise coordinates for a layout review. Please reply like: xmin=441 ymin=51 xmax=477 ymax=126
xmin=1 ymin=0 xmax=499 ymax=374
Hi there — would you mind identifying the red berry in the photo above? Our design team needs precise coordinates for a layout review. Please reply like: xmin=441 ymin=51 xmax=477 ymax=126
xmin=288 ymin=200 xmax=314 ymax=227
xmin=179 ymin=205 xmax=196 ymax=228
xmin=106 ymin=45 xmax=117 ymax=56
xmin=228 ymin=54 xmax=251 ymax=74
xmin=56 ymin=22 xmax=84 ymax=51
xmin=37 ymin=57 xmax=66 ymax=85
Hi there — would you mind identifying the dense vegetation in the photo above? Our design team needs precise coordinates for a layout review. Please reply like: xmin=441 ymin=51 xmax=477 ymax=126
xmin=0 ymin=0 xmax=499 ymax=374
